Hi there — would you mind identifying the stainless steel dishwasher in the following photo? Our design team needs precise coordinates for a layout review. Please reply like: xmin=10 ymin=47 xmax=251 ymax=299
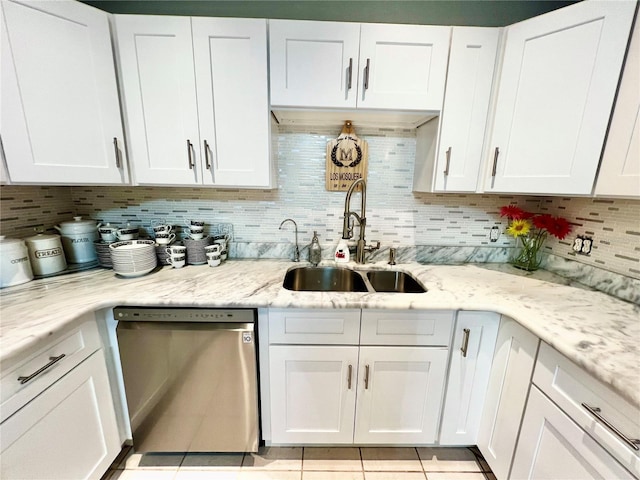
xmin=114 ymin=307 xmax=259 ymax=453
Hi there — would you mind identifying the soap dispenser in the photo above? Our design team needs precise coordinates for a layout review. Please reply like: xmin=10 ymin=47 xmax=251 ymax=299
xmin=309 ymin=231 xmax=322 ymax=266
xmin=334 ymin=238 xmax=350 ymax=263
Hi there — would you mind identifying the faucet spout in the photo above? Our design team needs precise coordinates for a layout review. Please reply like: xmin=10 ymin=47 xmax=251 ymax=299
xmin=342 ymin=178 xmax=373 ymax=264
xmin=279 ymin=218 xmax=300 ymax=262
xmin=342 ymin=178 xmax=367 ymax=240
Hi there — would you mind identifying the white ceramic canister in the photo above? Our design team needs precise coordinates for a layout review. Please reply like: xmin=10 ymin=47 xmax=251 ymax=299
xmin=0 ymin=236 xmax=34 ymax=288
xmin=24 ymin=233 xmax=67 ymax=276
xmin=54 ymin=216 xmax=99 ymax=263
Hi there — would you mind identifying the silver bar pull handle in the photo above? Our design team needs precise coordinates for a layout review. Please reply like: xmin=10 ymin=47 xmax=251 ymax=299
xmin=364 ymin=364 xmax=370 ymax=389
xmin=582 ymin=403 xmax=640 ymax=451
xmin=113 ymin=137 xmax=121 ymax=169
xmin=187 ymin=140 xmax=195 ymax=169
xmin=204 ymin=140 xmax=211 ymax=170
xmin=347 ymin=364 xmax=353 ymax=389
xmin=18 ymin=354 xmax=66 ymax=385
xmin=444 ymin=147 xmax=452 ymax=176
xmin=491 ymin=147 xmax=500 ymax=177
xmin=364 ymin=59 xmax=371 ymax=90
xmin=347 ymin=58 xmax=353 ymax=90
xmin=460 ymin=328 xmax=470 ymax=357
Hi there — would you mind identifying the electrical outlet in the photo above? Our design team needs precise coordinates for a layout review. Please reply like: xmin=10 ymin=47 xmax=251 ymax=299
xmin=489 ymin=226 xmax=500 ymax=242
xmin=572 ymin=235 xmax=593 ymax=255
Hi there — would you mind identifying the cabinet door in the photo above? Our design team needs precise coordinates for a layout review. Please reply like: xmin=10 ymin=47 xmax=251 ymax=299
xmin=1 ymin=350 xmax=120 ymax=480
xmin=269 ymin=20 xmax=360 ymax=108
xmin=269 ymin=345 xmax=358 ymax=444
xmin=115 ymin=15 xmax=201 ymax=185
xmin=433 ymin=27 xmax=500 ymax=192
xmin=354 ymin=346 xmax=448 ymax=444
xmin=595 ymin=18 xmax=640 ymax=198
xmin=358 ymin=23 xmax=450 ymax=111
xmin=477 ymin=316 xmax=539 ymax=480
xmin=1 ymin=0 xmax=128 ymax=185
xmin=439 ymin=311 xmax=499 ymax=445
xmin=486 ymin=1 xmax=635 ymax=195
xmin=192 ymin=18 xmax=271 ymax=187
xmin=511 ymin=386 xmax=634 ymax=480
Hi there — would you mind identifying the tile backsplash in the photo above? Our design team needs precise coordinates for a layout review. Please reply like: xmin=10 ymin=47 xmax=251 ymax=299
xmin=1 ymin=186 xmax=74 ymax=238
xmin=1 ymin=126 xmax=638 ymax=280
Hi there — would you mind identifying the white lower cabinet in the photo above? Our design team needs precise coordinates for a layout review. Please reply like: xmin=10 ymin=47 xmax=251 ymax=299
xmin=269 ymin=345 xmax=358 ymax=444
xmin=1 ymin=350 xmax=120 ymax=480
xmin=354 ymin=346 xmax=448 ymax=444
xmin=439 ymin=311 xmax=500 ymax=445
xmin=267 ymin=308 xmax=452 ymax=445
xmin=477 ymin=316 xmax=540 ymax=480
xmin=510 ymin=386 xmax=634 ymax=480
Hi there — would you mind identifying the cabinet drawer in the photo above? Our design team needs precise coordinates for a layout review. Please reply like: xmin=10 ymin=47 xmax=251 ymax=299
xmin=360 ymin=310 xmax=453 ymax=346
xmin=1 ymin=319 xmax=101 ymax=422
xmin=269 ymin=309 xmax=361 ymax=345
xmin=1 ymin=349 xmax=120 ymax=480
xmin=533 ymin=342 xmax=640 ymax=477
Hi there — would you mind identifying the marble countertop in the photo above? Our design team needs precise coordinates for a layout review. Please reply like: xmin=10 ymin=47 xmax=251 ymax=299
xmin=1 ymin=260 xmax=638 ymax=408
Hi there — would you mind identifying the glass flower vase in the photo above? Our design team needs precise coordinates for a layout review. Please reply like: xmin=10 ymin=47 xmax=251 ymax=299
xmin=511 ymin=234 xmax=546 ymax=271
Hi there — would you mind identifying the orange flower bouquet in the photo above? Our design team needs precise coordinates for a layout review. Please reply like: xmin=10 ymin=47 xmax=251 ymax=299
xmin=500 ymin=205 xmax=572 ymax=271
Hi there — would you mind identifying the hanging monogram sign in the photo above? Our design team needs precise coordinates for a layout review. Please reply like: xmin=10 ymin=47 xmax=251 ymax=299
xmin=325 ymin=121 xmax=368 ymax=191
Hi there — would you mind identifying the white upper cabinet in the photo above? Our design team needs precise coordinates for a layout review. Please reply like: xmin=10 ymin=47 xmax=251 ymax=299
xmin=115 ymin=15 xmax=272 ymax=187
xmin=595 ymin=17 xmax=640 ymax=198
xmin=115 ymin=15 xmax=200 ymax=185
xmin=192 ymin=18 xmax=271 ymax=187
xmin=419 ymin=27 xmax=500 ymax=192
xmin=269 ymin=20 xmax=450 ymax=111
xmin=269 ymin=20 xmax=360 ymax=108
xmin=1 ymin=0 xmax=128 ymax=185
xmin=485 ymin=0 xmax=636 ymax=195
xmin=357 ymin=23 xmax=450 ymax=110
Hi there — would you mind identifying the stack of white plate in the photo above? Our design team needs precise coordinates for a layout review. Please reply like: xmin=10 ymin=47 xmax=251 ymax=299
xmin=109 ymin=240 xmax=157 ymax=277
xmin=183 ymin=236 xmax=212 ymax=265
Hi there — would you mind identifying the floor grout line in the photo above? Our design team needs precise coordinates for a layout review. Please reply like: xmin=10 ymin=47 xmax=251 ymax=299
xmin=101 ymin=446 xmax=496 ymax=479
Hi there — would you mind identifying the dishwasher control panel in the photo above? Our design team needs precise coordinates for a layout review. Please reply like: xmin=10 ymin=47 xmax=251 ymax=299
xmin=113 ymin=306 xmax=256 ymax=323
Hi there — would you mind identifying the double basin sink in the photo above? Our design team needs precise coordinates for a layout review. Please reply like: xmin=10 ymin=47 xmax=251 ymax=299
xmin=283 ymin=266 xmax=426 ymax=293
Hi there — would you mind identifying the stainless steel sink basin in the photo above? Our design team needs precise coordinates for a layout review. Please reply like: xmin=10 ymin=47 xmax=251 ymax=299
xmin=283 ymin=266 xmax=427 ymax=293
xmin=365 ymin=270 xmax=427 ymax=293
xmin=283 ymin=266 xmax=369 ymax=292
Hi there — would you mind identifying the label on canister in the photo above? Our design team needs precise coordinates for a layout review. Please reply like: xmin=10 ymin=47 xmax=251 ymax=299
xmin=26 ymin=239 xmax=67 ymax=276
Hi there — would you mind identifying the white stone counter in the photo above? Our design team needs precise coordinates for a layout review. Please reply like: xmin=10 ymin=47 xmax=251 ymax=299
xmin=1 ymin=260 xmax=638 ymax=407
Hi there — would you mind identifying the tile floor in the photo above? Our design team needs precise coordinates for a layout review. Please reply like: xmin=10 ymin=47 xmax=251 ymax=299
xmin=100 ymin=446 xmax=497 ymax=480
